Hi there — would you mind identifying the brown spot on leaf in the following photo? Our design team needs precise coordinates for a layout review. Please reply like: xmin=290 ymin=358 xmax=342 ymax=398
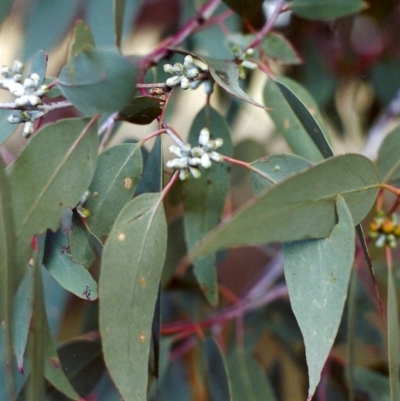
xmin=93 ymin=192 xmax=99 ymax=198
xmin=50 ymin=357 xmax=61 ymax=368
xmin=118 ymin=233 xmax=126 ymax=241
xmin=284 ymin=119 xmax=290 ymax=129
xmin=124 ymin=177 xmax=133 ymax=189
xmin=140 ymin=277 xmax=146 ymax=287
xmin=139 ymin=333 xmax=146 ymax=344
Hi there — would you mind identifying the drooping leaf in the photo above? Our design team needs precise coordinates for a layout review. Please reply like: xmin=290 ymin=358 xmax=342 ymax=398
xmin=58 ymin=49 xmax=137 ymax=116
xmin=251 ymin=154 xmax=312 ymax=194
xmin=0 ymin=0 xmax=13 ymax=27
xmin=263 ymin=77 xmax=329 ymax=162
xmin=68 ymin=20 xmax=96 ymax=62
xmin=388 ymin=259 xmax=399 ymax=401
xmin=119 ymin=96 xmax=162 ymax=125
xmin=227 ymin=347 xmax=276 ymax=401
xmin=262 ymin=32 xmax=302 ymax=65
xmin=7 ymin=117 xmax=98 ymax=278
xmin=200 ymin=56 xmax=266 ymax=109
xmin=189 ymin=154 xmax=380 ymax=260
xmin=22 ymin=0 xmax=81 ymax=60
xmin=43 ymin=230 xmax=98 ymax=300
xmin=376 ymin=126 xmax=400 ymax=183
xmin=0 ymin=110 xmax=18 ymax=144
xmin=204 ymin=337 xmax=232 ymax=401
xmin=283 ymin=196 xmax=355 ymax=400
xmin=99 ymin=193 xmax=167 ymax=401
xmin=183 ymin=106 xmax=232 ymax=305
xmin=221 ymin=0 xmax=264 ymax=20
xmin=292 ymin=0 xmax=367 ymax=20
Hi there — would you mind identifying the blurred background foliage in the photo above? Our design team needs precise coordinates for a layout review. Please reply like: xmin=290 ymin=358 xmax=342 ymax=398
xmin=1 ymin=0 xmax=400 ymax=400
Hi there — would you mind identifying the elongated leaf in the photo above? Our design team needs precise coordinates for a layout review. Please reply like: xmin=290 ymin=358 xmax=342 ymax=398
xmin=68 ymin=21 xmax=95 ymax=62
xmin=28 ymin=51 xmax=47 ymax=87
xmin=262 ymin=33 xmax=302 ymax=65
xmin=115 ymin=0 xmax=126 ymax=49
xmin=189 ymin=154 xmax=380 ymax=260
xmin=43 ymin=230 xmax=98 ymax=300
xmin=227 ymin=347 xmax=276 ymax=401
xmin=0 ymin=0 xmax=13 ymax=26
xmin=99 ymin=193 xmax=167 ymax=401
xmin=184 ymin=106 xmax=232 ymax=305
xmin=58 ymin=49 xmax=137 ymax=115
xmin=7 ymin=118 xmax=98 ymax=279
xmin=0 ymin=110 xmax=17 ymax=144
xmin=204 ymin=337 xmax=232 ymax=401
xmin=376 ymin=126 xmax=400 ymax=183
xmin=119 ymin=96 xmax=162 ymax=125
xmin=264 ymin=77 xmax=329 ymax=162
xmin=201 ymin=56 xmax=266 ymax=109
xmin=292 ymin=0 xmax=367 ymax=20
xmin=283 ymin=196 xmax=355 ymax=400
xmin=221 ymin=0 xmax=264 ymax=20
xmin=251 ymin=154 xmax=312 ymax=194
xmin=388 ymin=260 xmax=399 ymax=401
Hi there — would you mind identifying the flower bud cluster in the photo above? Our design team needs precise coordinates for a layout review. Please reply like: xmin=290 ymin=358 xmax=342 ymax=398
xmin=75 ymin=190 xmax=91 ymax=218
xmin=369 ymin=211 xmax=400 ymax=248
xmin=166 ymin=127 xmax=224 ymax=180
xmin=164 ymin=55 xmax=200 ymax=90
xmin=1 ymin=60 xmax=49 ymax=138
xmin=231 ymin=45 xmax=257 ymax=79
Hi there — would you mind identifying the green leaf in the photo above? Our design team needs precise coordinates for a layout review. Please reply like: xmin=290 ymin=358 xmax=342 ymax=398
xmin=69 ymin=214 xmax=96 ymax=268
xmin=99 ymin=193 xmax=167 ymax=401
xmin=221 ymin=0 xmax=264 ymax=20
xmin=283 ymin=196 xmax=355 ymax=400
xmin=263 ymin=77 xmax=330 ymax=162
xmin=291 ymin=0 xmax=367 ymax=20
xmin=189 ymin=154 xmax=380 ymax=260
xmin=86 ymin=143 xmax=143 ymax=232
xmin=262 ymin=33 xmax=302 ymax=65
xmin=227 ymin=347 xmax=276 ymax=401
xmin=68 ymin=21 xmax=96 ymax=62
xmin=7 ymin=117 xmax=98 ymax=278
xmin=43 ymin=230 xmax=98 ymax=300
xmin=115 ymin=0 xmax=126 ymax=49
xmin=119 ymin=96 xmax=162 ymax=125
xmin=388 ymin=262 xmax=399 ymax=401
xmin=28 ymin=50 xmax=47 ymax=87
xmin=376 ymin=126 xmax=400 ymax=183
xmin=251 ymin=154 xmax=312 ymax=194
xmin=58 ymin=49 xmax=137 ymax=116
xmin=200 ymin=56 xmax=266 ymax=109
xmin=0 ymin=0 xmax=13 ymax=26
xmin=0 ymin=110 xmax=18 ymax=144
xmin=204 ymin=337 xmax=232 ymax=401
xmin=183 ymin=106 xmax=233 ymax=305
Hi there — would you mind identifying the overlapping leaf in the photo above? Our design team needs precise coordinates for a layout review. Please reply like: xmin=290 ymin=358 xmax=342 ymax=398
xmin=68 ymin=21 xmax=95 ymax=62
xmin=183 ymin=106 xmax=232 ymax=305
xmin=376 ymin=126 xmax=400 ymax=183
xmin=262 ymin=33 xmax=302 ymax=65
xmin=189 ymin=154 xmax=380 ymax=260
xmin=119 ymin=96 xmax=162 ymax=125
xmin=7 ymin=118 xmax=98 ymax=278
xmin=283 ymin=196 xmax=355 ymax=400
xmin=99 ymin=193 xmax=167 ymax=401
xmin=221 ymin=0 xmax=264 ymax=20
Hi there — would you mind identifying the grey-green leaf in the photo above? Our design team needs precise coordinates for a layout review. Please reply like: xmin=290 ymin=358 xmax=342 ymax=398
xmin=7 ymin=117 xmax=98 ymax=278
xmin=189 ymin=154 xmax=380 ymax=260
xmin=0 ymin=110 xmax=18 ymax=144
xmin=68 ymin=21 xmax=96 ymax=62
xmin=99 ymin=193 xmax=167 ymax=401
xmin=184 ymin=106 xmax=232 ymax=305
xmin=376 ymin=126 xmax=400 ymax=183
xmin=262 ymin=33 xmax=302 ymax=65
xmin=58 ymin=49 xmax=137 ymax=116
xmin=283 ymin=196 xmax=355 ymax=400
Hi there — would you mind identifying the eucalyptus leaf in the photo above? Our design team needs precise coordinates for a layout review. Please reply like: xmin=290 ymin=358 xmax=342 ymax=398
xmin=7 ymin=117 xmax=98 ymax=280
xmin=283 ymin=196 xmax=355 ymax=400
xmin=184 ymin=106 xmax=232 ymax=305
xmin=99 ymin=193 xmax=167 ymax=401
xmin=0 ymin=0 xmax=13 ymax=27
xmin=0 ymin=110 xmax=18 ymax=144
xmin=115 ymin=0 xmax=125 ymax=49
xmin=221 ymin=0 xmax=264 ymax=20
xmin=262 ymin=33 xmax=302 ymax=65
xmin=28 ymin=50 xmax=47 ymax=87
xmin=189 ymin=154 xmax=380 ymax=260
xmin=58 ymin=49 xmax=137 ymax=116
xmin=204 ymin=337 xmax=232 ymax=401
xmin=68 ymin=21 xmax=95 ymax=62
xmin=376 ymin=126 xmax=400 ymax=183
xmin=119 ymin=96 xmax=162 ymax=125
xmin=292 ymin=0 xmax=367 ymax=20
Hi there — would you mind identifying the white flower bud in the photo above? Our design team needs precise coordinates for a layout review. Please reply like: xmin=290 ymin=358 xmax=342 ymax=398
xmin=190 ymin=146 xmax=205 ymax=157
xmin=15 ymin=95 xmax=31 ymax=107
xmin=189 ymin=166 xmax=201 ymax=179
xmin=201 ymin=153 xmax=212 ymax=169
xmin=163 ymin=64 xmax=175 ymax=74
xmin=29 ymin=95 xmax=42 ymax=106
xmin=242 ymin=60 xmax=257 ymax=70
xmin=13 ymin=60 xmax=24 ymax=74
xmin=8 ymin=114 xmax=23 ymax=124
xmin=204 ymin=80 xmax=214 ymax=95
xmin=166 ymin=158 xmax=188 ymax=169
xmin=246 ymin=48 xmax=255 ymax=57
xmin=34 ymin=84 xmax=49 ymax=97
xmin=209 ymin=151 xmax=224 ymax=163
xmin=199 ymin=127 xmax=210 ymax=146
xmin=24 ymin=77 xmax=36 ymax=89
xmin=23 ymin=121 xmax=34 ymax=138
xmin=179 ymin=169 xmax=189 ymax=181
xmin=13 ymin=74 xmax=22 ymax=83
xmin=206 ymin=138 xmax=223 ymax=150
xmin=1 ymin=66 xmax=11 ymax=77
xmin=181 ymin=143 xmax=192 ymax=153
xmin=189 ymin=157 xmax=202 ymax=166
xmin=184 ymin=55 xmax=193 ymax=68
xmin=168 ymin=145 xmax=183 ymax=157
xmin=186 ymin=67 xmax=199 ymax=79
xmin=9 ymin=82 xmax=25 ymax=97
xmin=30 ymin=73 xmax=40 ymax=87
xmin=173 ymin=63 xmax=184 ymax=75
xmin=166 ymin=75 xmax=181 ymax=87
xmin=180 ymin=76 xmax=190 ymax=90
